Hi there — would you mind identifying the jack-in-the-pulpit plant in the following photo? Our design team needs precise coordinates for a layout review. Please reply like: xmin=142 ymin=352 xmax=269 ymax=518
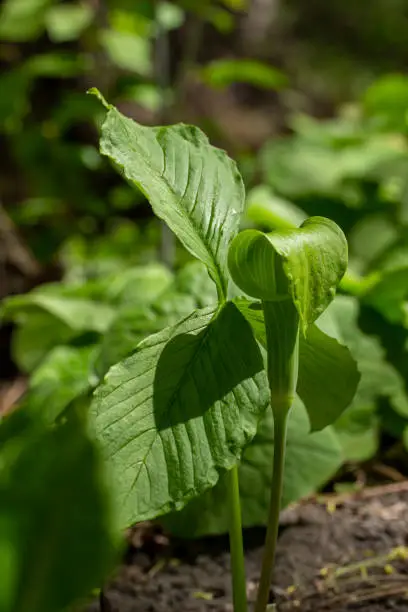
xmin=228 ymin=220 xmax=349 ymax=611
xmin=89 ymin=88 xmax=360 ymax=612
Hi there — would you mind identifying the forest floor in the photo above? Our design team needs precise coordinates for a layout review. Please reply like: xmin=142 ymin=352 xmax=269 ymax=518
xmin=88 ymin=484 xmax=408 ymax=612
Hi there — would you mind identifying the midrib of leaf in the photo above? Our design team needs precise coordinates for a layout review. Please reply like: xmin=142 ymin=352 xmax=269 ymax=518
xmin=105 ymin=112 xmax=227 ymax=298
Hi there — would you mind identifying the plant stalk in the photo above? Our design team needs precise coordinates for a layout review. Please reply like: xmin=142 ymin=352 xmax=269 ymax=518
xmin=254 ymin=409 xmax=289 ymax=612
xmin=255 ymin=299 xmax=300 ymax=612
xmin=227 ymin=465 xmax=248 ymax=612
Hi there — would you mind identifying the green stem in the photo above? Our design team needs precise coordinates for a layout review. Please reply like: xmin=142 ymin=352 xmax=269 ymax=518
xmin=254 ymin=409 xmax=289 ymax=612
xmin=227 ymin=465 xmax=248 ymax=612
xmin=255 ymin=299 xmax=300 ymax=612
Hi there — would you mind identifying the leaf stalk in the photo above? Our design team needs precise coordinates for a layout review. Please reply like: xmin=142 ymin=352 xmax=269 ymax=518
xmin=254 ymin=409 xmax=289 ymax=612
xmin=255 ymin=299 xmax=300 ymax=612
xmin=227 ymin=465 xmax=248 ymax=612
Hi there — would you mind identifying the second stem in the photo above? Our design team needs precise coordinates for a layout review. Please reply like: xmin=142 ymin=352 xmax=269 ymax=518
xmin=255 ymin=299 xmax=300 ymax=612
xmin=254 ymin=410 xmax=289 ymax=612
xmin=228 ymin=465 xmax=248 ymax=612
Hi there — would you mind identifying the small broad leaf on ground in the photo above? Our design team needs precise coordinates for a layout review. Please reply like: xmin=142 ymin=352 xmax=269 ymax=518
xmin=101 ymin=264 xmax=173 ymax=306
xmin=93 ymin=307 xmax=165 ymax=381
xmin=235 ymin=298 xmax=359 ymax=431
xmin=364 ymin=266 xmax=408 ymax=323
xmin=93 ymin=293 xmax=196 ymax=381
xmin=175 ymin=261 xmax=218 ymax=308
xmin=324 ymin=295 xmax=408 ymax=460
xmin=200 ymin=59 xmax=288 ymax=90
xmin=20 ymin=345 xmax=95 ymax=424
xmin=245 ymin=185 xmax=307 ymax=230
xmin=0 ymin=0 xmax=50 ymax=42
xmin=45 ymin=3 xmax=94 ymax=42
xmin=347 ymin=214 xmax=398 ymax=275
xmin=92 ymin=90 xmax=245 ymax=298
xmin=90 ymin=303 xmax=269 ymax=527
xmin=25 ymin=264 xmax=173 ymax=305
xmin=327 ymin=296 xmax=408 ymax=417
xmin=93 ymin=270 xmax=205 ymax=381
xmin=3 ymin=264 xmax=172 ymax=373
xmin=163 ymin=398 xmax=342 ymax=537
xmin=1 ymin=293 xmax=114 ymax=334
xmin=260 ymin=133 xmax=406 ymax=201
xmin=100 ymin=30 xmax=151 ymax=75
xmin=10 ymin=312 xmax=75 ymax=373
xmin=152 ymin=291 xmax=197 ymax=320
xmin=228 ymin=217 xmax=347 ymax=333
xmin=363 ymin=74 xmax=408 ymax=131
xmin=0 ymin=410 xmax=119 ymax=612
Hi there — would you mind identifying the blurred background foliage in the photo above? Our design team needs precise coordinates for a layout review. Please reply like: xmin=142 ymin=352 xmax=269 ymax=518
xmin=3 ymin=0 xmax=408 ymax=490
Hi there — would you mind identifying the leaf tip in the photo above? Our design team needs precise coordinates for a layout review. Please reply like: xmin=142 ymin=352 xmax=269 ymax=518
xmin=87 ymin=87 xmax=111 ymax=110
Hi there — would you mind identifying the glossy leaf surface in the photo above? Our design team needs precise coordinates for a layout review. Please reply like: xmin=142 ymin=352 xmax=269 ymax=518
xmin=90 ymin=303 xmax=269 ymax=527
xmin=93 ymin=90 xmax=245 ymax=298
xmin=228 ymin=217 xmax=347 ymax=333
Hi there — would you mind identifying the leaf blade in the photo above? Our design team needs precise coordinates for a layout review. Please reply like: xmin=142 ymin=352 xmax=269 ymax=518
xmin=0 ymin=411 xmax=119 ymax=612
xmin=90 ymin=303 xmax=269 ymax=526
xmin=228 ymin=217 xmax=348 ymax=333
xmin=96 ymin=97 xmax=245 ymax=297
xmin=298 ymin=322 xmax=361 ymax=431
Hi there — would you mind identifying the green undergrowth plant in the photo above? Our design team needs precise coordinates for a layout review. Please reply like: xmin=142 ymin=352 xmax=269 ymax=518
xmin=85 ymin=89 xmax=359 ymax=611
xmin=0 ymin=91 xmax=360 ymax=611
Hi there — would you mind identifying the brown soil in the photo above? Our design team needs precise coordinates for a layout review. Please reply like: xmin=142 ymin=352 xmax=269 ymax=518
xmin=88 ymin=486 xmax=408 ymax=612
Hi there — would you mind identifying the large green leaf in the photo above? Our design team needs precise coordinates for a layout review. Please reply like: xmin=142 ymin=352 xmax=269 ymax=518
xmin=0 ymin=410 xmax=118 ymax=612
xmin=228 ymin=217 xmax=347 ymax=333
xmin=90 ymin=302 xmax=269 ymax=527
xmin=163 ymin=398 xmax=342 ymax=537
xmin=235 ymin=297 xmax=359 ymax=430
xmin=298 ymin=322 xmax=360 ymax=431
xmin=91 ymin=89 xmax=245 ymax=298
